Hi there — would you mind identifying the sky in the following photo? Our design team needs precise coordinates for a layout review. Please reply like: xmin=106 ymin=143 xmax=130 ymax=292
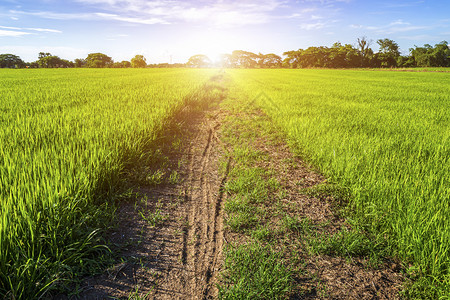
xmin=0 ymin=0 xmax=449 ymax=64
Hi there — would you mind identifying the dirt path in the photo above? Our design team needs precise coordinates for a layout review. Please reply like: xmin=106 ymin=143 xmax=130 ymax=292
xmin=75 ymin=90 xmax=228 ymax=299
xmin=150 ymin=111 xmax=227 ymax=299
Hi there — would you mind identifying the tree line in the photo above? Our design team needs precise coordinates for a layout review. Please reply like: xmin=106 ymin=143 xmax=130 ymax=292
xmin=282 ymin=38 xmax=450 ymax=68
xmin=0 ymin=52 xmax=147 ymax=69
xmin=2 ymin=38 xmax=450 ymax=69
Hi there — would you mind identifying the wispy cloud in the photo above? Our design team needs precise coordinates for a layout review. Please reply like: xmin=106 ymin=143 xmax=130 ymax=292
xmin=10 ymin=9 xmax=169 ymax=25
xmin=382 ymin=1 xmax=425 ymax=8
xmin=94 ymin=13 xmax=169 ymax=25
xmin=26 ymin=27 xmax=62 ymax=33
xmin=0 ymin=25 xmax=61 ymax=35
xmin=69 ymin=0 xmax=299 ymax=27
xmin=0 ymin=29 xmax=30 ymax=37
xmin=350 ymin=19 xmax=429 ymax=34
xmin=299 ymin=18 xmax=338 ymax=30
xmin=7 ymin=0 xmax=341 ymax=28
xmin=300 ymin=22 xmax=327 ymax=30
xmin=301 ymin=0 xmax=352 ymax=4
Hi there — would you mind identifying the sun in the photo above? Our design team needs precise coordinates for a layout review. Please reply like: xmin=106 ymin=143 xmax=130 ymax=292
xmin=185 ymin=29 xmax=244 ymax=64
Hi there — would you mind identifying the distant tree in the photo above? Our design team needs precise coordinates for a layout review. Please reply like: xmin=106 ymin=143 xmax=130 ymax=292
xmin=187 ymin=54 xmax=211 ymax=68
xmin=74 ymin=58 xmax=86 ymax=68
xmin=259 ymin=53 xmax=282 ymax=68
xmin=112 ymin=62 xmax=122 ymax=68
xmin=217 ymin=54 xmax=233 ymax=68
xmin=356 ymin=37 xmax=373 ymax=67
xmin=36 ymin=53 xmax=72 ymax=68
xmin=111 ymin=60 xmax=131 ymax=68
xmin=0 ymin=54 xmax=26 ymax=68
xmin=85 ymin=53 xmax=113 ymax=68
xmin=329 ymin=43 xmax=361 ymax=67
xmin=29 ymin=61 xmax=39 ymax=68
xmin=230 ymin=50 xmax=258 ymax=68
xmin=408 ymin=41 xmax=450 ymax=67
xmin=376 ymin=38 xmax=400 ymax=67
xmin=38 ymin=52 xmax=52 ymax=59
xmin=131 ymin=55 xmax=147 ymax=68
xmin=283 ymin=50 xmax=303 ymax=68
xmin=121 ymin=60 xmax=131 ymax=68
xmin=396 ymin=55 xmax=415 ymax=68
xmin=61 ymin=59 xmax=74 ymax=68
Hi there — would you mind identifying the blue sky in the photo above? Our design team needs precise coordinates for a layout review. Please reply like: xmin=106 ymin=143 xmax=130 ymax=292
xmin=1 ymin=0 xmax=449 ymax=63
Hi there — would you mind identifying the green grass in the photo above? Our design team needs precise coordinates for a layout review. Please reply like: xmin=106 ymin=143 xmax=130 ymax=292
xmin=219 ymin=242 xmax=292 ymax=300
xmin=228 ymin=68 xmax=450 ymax=297
xmin=0 ymin=68 xmax=215 ymax=298
xmin=387 ymin=67 xmax=450 ymax=72
xmin=4 ymin=67 xmax=449 ymax=297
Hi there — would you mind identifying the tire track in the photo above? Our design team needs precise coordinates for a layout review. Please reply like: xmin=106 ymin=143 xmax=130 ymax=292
xmin=150 ymin=105 xmax=228 ymax=299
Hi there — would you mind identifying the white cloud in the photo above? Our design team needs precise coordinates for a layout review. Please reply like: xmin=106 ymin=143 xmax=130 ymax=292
xmin=389 ymin=19 xmax=410 ymax=26
xmin=10 ymin=9 xmax=169 ymax=25
xmin=299 ymin=18 xmax=338 ymax=30
xmin=94 ymin=12 xmax=169 ymax=24
xmin=383 ymin=1 xmax=424 ymax=8
xmin=300 ymin=22 xmax=326 ymax=30
xmin=7 ymin=0 xmax=342 ymax=29
xmin=0 ymin=25 xmax=21 ymax=30
xmin=310 ymin=15 xmax=324 ymax=20
xmin=351 ymin=19 xmax=430 ymax=34
xmin=70 ymin=0 xmax=293 ymax=27
xmin=0 ymin=25 xmax=61 ymax=34
xmin=26 ymin=27 xmax=62 ymax=33
xmin=10 ymin=10 xmax=92 ymax=20
xmin=0 ymin=29 xmax=30 ymax=36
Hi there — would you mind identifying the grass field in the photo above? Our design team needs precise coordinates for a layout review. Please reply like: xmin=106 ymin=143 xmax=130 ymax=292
xmin=1 ymin=68 xmax=449 ymax=298
xmin=0 ymin=68 xmax=215 ymax=298
xmin=228 ymin=69 xmax=450 ymax=297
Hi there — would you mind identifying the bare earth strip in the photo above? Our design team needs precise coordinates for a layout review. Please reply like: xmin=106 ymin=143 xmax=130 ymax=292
xmin=75 ymin=95 xmax=228 ymax=299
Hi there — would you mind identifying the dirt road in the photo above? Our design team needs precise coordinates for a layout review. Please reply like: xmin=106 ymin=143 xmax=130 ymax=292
xmin=77 ymin=89 xmax=227 ymax=299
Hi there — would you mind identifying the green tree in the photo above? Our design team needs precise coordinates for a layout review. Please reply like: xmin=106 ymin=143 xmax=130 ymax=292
xmin=74 ymin=58 xmax=86 ymax=68
xmin=0 ymin=54 xmax=25 ymax=68
xmin=258 ymin=53 xmax=282 ymax=68
xmin=230 ymin=50 xmax=258 ymax=68
xmin=376 ymin=38 xmax=400 ymax=67
xmin=38 ymin=52 xmax=51 ymax=59
xmin=409 ymin=41 xmax=450 ymax=67
xmin=186 ymin=54 xmax=211 ymax=68
xmin=131 ymin=55 xmax=146 ymax=68
xmin=356 ymin=37 xmax=373 ymax=67
xmin=36 ymin=53 xmax=72 ymax=68
xmin=85 ymin=53 xmax=113 ymax=68
xmin=283 ymin=50 xmax=303 ymax=68
xmin=218 ymin=54 xmax=233 ymax=68
xmin=122 ymin=60 xmax=131 ymax=68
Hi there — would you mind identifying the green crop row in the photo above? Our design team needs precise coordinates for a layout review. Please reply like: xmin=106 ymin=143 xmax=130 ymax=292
xmin=0 ymin=68 xmax=214 ymax=298
xmin=228 ymin=69 xmax=450 ymax=297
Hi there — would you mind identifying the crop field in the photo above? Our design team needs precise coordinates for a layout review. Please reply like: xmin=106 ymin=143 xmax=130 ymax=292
xmin=228 ymin=69 xmax=450 ymax=296
xmin=0 ymin=68 xmax=215 ymax=298
xmin=1 ymin=68 xmax=449 ymax=298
